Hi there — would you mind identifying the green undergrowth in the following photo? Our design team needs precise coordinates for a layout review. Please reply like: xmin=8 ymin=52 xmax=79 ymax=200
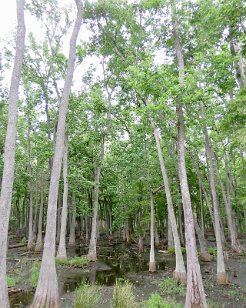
xmin=159 ymin=277 xmax=186 ymax=296
xmin=7 ymin=276 xmax=17 ymax=287
xmin=74 ymin=282 xmax=100 ymax=308
xmin=7 ymin=268 xmax=21 ymax=287
xmin=146 ymin=293 xmax=183 ymax=308
xmin=208 ymin=247 xmax=217 ymax=255
xmin=30 ymin=261 xmax=40 ymax=288
xmin=56 ymin=256 xmax=89 ymax=268
xmin=167 ymin=246 xmax=186 ymax=255
xmin=113 ymin=279 xmax=136 ymax=308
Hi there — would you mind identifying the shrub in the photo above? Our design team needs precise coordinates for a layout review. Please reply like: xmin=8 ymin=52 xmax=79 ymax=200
xmin=167 ymin=246 xmax=186 ymax=255
xmin=113 ymin=279 xmax=136 ymax=308
xmin=159 ymin=277 xmax=186 ymax=296
xmin=74 ymin=282 xmax=99 ymax=308
xmin=208 ymin=247 xmax=217 ymax=256
xmin=146 ymin=293 xmax=183 ymax=308
xmin=56 ymin=256 xmax=89 ymax=268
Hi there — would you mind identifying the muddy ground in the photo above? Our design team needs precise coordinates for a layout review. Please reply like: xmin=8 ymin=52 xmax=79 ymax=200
xmin=7 ymin=236 xmax=246 ymax=308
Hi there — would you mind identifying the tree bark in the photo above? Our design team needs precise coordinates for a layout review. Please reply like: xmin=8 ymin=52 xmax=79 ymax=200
xmin=35 ymin=171 xmax=44 ymax=252
xmin=193 ymin=215 xmax=212 ymax=262
xmin=27 ymin=112 xmax=34 ymax=250
xmin=151 ymin=120 xmax=186 ymax=282
xmin=57 ymin=135 xmax=69 ymax=259
xmin=212 ymin=149 xmax=241 ymax=252
xmin=149 ymin=190 xmax=156 ymax=272
xmin=171 ymin=4 xmax=207 ymax=306
xmin=200 ymin=102 xmax=228 ymax=284
xmin=0 ymin=1 xmax=25 ymax=306
xmin=88 ymin=138 xmax=105 ymax=261
xmin=68 ymin=194 xmax=76 ymax=246
xmin=32 ymin=2 xmax=83 ymax=306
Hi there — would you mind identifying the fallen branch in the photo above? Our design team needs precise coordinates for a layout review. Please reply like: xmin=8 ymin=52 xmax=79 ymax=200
xmin=8 ymin=287 xmax=22 ymax=295
xmin=8 ymin=243 xmax=27 ymax=249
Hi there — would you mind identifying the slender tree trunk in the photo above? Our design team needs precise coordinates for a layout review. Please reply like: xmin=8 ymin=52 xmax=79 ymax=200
xmin=213 ymin=149 xmax=241 ymax=252
xmin=193 ymin=215 xmax=212 ymax=262
xmin=149 ymin=190 xmax=156 ymax=272
xmin=168 ymin=217 xmax=174 ymax=247
xmin=57 ymin=135 xmax=68 ymax=259
xmin=171 ymin=4 xmax=207 ymax=306
xmin=68 ymin=194 xmax=76 ymax=246
xmin=200 ymin=102 xmax=228 ymax=284
xmin=32 ymin=2 xmax=82 ymax=306
xmin=88 ymin=138 xmax=105 ymax=261
xmin=33 ymin=168 xmax=39 ymax=242
xmin=35 ymin=171 xmax=44 ymax=252
xmin=151 ymin=121 xmax=186 ymax=282
xmin=27 ymin=115 xmax=34 ymax=250
xmin=154 ymin=225 xmax=160 ymax=248
xmin=0 ymin=1 xmax=25 ymax=306
xmin=178 ymin=201 xmax=185 ymax=246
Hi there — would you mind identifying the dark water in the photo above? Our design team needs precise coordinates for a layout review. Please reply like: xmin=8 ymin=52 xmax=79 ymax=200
xmin=61 ymin=244 xmax=172 ymax=293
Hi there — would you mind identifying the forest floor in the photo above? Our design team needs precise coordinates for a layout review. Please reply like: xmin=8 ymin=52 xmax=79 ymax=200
xmin=7 ymin=235 xmax=246 ymax=308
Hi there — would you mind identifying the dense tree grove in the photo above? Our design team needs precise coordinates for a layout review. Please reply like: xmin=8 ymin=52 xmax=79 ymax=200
xmin=0 ymin=0 xmax=245 ymax=307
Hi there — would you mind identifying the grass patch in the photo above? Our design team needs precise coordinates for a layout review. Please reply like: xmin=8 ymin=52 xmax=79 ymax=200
xmin=74 ymin=282 xmax=100 ymax=308
xmin=146 ymin=293 xmax=183 ymax=308
xmin=208 ymin=247 xmax=217 ymax=256
xmin=167 ymin=246 xmax=186 ymax=255
xmin=56 ymin=256 xmax=89 ymax=268
xmin=113 ymin=278 xmax=136 ymax=308
xmin=7 ymin=276 xmax=17 ymax=287
xmin=159 ymin=277 xmax=186 ymax=296
xmin=30 ymin=261 xmax=40 ymax=288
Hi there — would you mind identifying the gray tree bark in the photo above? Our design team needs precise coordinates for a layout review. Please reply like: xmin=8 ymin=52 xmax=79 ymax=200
xmin=171 ymin=4 xmax=207 ymax=307
xmin=88 ymin=138 xmax=105 ymax=261
xmin=68 ymin=194 xmax=76 ymax=246
xmin=149 ymin=190 xmax=156 ymax=272
xmin=200 ymin=102 xmax=228 ymax=284
xmin=57 ymin=135 xmax=69 ymax=259
xmin=0 ymin=1 xmax=25 ymax=306
xmin=32 ymin=1 xmax=83 ymax=306
xmin=35 ymin=171 xmax=44 ymax=252
xmin=151 ymin=121 xmax=186 ymax=282
xmin=27 ymin=110 xmax=34 ymax=250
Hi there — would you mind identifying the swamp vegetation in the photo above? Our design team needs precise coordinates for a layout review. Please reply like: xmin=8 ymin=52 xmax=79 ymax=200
xmin=0 ymin=0 xmax=246 ymax=307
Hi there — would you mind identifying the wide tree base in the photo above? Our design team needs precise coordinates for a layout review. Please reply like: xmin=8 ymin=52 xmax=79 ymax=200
xmin=31 ymin=260 xmax=59 ymax=308
xmin=217 ymin=272 xmax=228 ymax=284
xmin=34 ymin=242 xmax=43 ymax=252
xmin=200 ymin=252 xmax=213 ymax=262
xmin=173 ymin=270 xmax=186 ymax=284
xmin=149 ymin=261 xmax=156 ymax=272
xmin=232 ymin=241 xmax=244 ymax=254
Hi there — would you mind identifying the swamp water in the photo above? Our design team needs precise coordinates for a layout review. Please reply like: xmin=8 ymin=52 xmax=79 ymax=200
xmin=9 ymin=244 xmax=175 ymax=307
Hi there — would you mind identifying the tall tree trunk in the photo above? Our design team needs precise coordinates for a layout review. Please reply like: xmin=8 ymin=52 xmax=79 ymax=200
xmin=88 ymin=138 xmax=105 ymax=261
xmin=35 ymin=171 xmax=44 ymax=252
xmin=171 ymin=4 xmax=207 ymax=307
xmin=149 ymin=190 xmax=156 ymax=272
xmin=193 ymin=215 xmax=212 ymax=262
xmin=0 ymin=1 xmax=25 ymax=306
xmin=212 ymin=149 xmax=241 ymax=252
xmin=57 ymin=135 xmax=68 ymax=259
xmin=68 ymin=194 xmax=76 ymax=246
xmin=32 ymin=2 xmax=83 ymax=306
xmin=33 ymin=168 xmax=39 ymax=242
xmin=200 ymin=102 xmax=228 ymax=284
xmin=27 ymin=113 xmax=34 ymax=250
xmin=168 ymin=217 xmax=174 ymax=247
xmin=151 ymin=121 xmax=186 ymax=282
